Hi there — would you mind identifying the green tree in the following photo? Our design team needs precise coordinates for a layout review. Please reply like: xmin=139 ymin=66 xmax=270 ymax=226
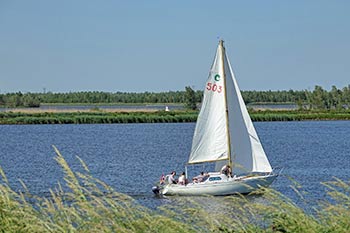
xmin=184 ymin=86 xmax=197 ymax=110
xmin=6 ymin=93 xmax=23 ymax=107
xmin=23 ymin=94 xmax=40 ymax=107
xmin=342 ymin=85 xmax=350 ymax=108
xmin=329 ymin=85 xmax=342 ymax=109
xmin=310 ymin=86 xmax=329 ymax=109
xmin=0 ymin=95 xmax=4 ymax=105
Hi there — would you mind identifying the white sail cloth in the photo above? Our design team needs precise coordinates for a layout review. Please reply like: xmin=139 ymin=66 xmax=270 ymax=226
xmin=188 ymin=43 xmax=228 ymax=164
xmin=188 ymin=41 xmax=272 ymax=175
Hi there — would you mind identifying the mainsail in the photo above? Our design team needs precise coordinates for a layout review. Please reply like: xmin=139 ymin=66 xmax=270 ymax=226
xmin=188 ymin=40 xmax=272 ymax=175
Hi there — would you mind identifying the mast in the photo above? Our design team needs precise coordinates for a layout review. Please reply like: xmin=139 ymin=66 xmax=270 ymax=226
xmin=220 ymin=40 xmax=233 ymax=170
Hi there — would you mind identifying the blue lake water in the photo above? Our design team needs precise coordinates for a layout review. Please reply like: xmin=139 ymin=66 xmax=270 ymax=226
xmin=0 ymin=121 xmax=349 ymax=209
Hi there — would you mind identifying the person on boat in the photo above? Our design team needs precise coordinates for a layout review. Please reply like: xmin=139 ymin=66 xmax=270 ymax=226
xmin=159 ymin=174 xmax=165 ymax=185
xmin=168 ymin=171 xmax=177 ymax=184
xmin=221 ymin=165 xmax=232 ymax=177
xmin=192 ymin=171 xmax=208 ymax=183
xmin=178 ymin=172 xmax=186 ymax=185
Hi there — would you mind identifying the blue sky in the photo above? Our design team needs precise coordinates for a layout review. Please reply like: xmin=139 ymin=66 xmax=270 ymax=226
xmin=0 ymin=1 xmax=349 ymax=93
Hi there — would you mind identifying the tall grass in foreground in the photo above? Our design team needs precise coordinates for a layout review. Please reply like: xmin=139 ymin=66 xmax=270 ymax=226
xmin=0 ymin=147 xmax=349 ymax=232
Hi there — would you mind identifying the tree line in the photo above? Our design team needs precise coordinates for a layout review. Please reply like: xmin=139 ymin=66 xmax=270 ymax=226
xmin=1 ymin=85 xmax=350 ymax=110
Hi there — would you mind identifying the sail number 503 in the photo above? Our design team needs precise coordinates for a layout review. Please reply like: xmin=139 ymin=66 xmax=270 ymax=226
xmin=206 ymin=82 xmax=222 ymax=93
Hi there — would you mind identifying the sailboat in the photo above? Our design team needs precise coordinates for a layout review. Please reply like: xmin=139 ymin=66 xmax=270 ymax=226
xmin=154 ymin=40 xmax=278 ymax=196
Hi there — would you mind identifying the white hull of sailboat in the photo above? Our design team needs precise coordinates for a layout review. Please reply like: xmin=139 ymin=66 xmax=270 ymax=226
xmin=161 ymin=173 xmax=278 ymax=196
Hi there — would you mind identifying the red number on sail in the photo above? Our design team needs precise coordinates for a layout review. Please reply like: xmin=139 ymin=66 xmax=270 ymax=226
xmin=206 ymin=82 xmax=222 ymax=93
xmin=217 ymin=86 xmax=222 ymax=93
xmin=206 ymin=82 xmax=212 ymax=91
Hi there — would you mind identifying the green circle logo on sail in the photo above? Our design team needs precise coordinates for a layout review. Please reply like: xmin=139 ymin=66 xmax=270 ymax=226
xmin=214 ymin=74 xmax=220 ymax=81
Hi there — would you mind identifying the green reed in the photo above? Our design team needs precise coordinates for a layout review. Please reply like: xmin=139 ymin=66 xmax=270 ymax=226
xmin=0 ymin=111 xmax=198 ymax=124
xmin=0 ymin=147 xmax=349 ymax=232
xmin=2 ymin=109 xmax=350 ymax=124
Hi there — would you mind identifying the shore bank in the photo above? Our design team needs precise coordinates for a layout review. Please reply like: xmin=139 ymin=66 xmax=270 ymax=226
xmin=1 ymin=109 xmax=350 ymax=124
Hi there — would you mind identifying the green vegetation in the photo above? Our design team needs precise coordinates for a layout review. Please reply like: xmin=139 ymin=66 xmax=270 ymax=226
xmin=0 ymin=92 xmax=40 ymax=108
xmin=0 ymin=147 xmax=349 ymax=232
xmin=1 ymin=84 xmax=350 ymax=124
xmin=184 ymin=86 xmax=198 ymax=110
xmin=1 ymin=109 xmax=350 ymax=124
xmin=1 ymin=85 xmax=350 ymax=110
xmin=250 ymin=109 xmax=350 ymax=121
xmin=0 ymin=90 xmax=201 ymax=107
xmin=0 ymin=111 xmax=198 ymax=124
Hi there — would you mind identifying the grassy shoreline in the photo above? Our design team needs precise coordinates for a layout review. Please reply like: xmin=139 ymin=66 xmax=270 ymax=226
xmin=0 ymin=110 xmax=198 ymax=124
xmin=0 ymin=109 xmax=350 ymax=124
xmin=0 ymin=147 xmax=349 ymax=232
